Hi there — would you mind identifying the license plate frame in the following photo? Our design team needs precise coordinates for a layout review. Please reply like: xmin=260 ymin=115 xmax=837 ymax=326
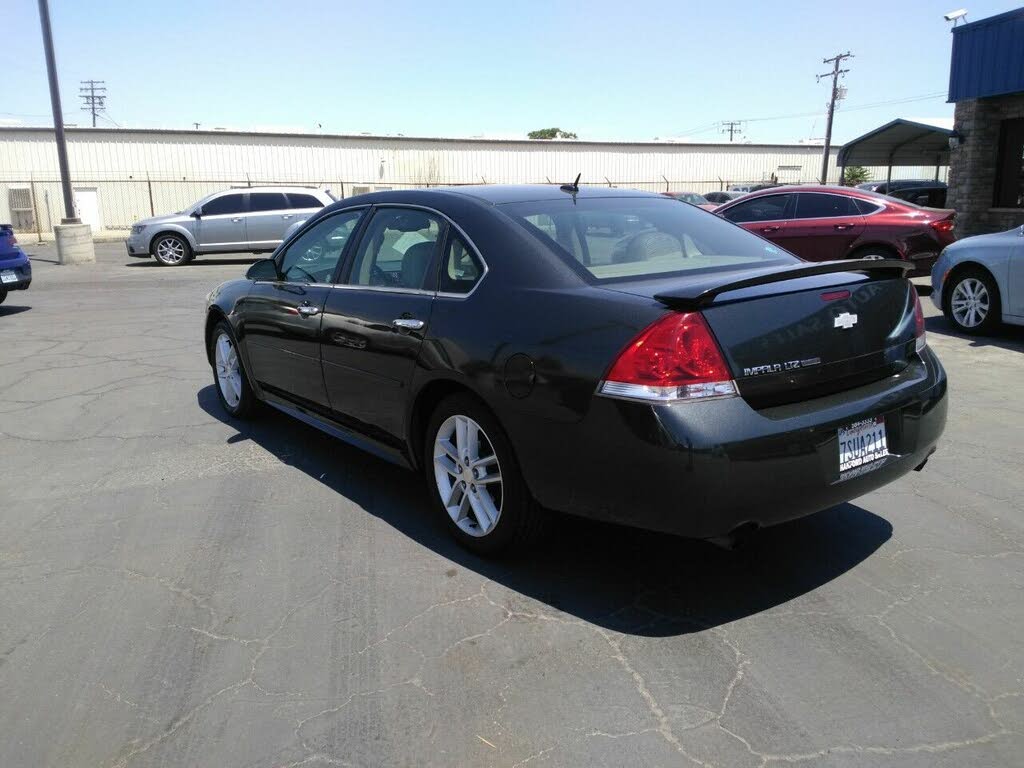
xmin=0 ymin=270 xmax=17 ymax=284
xmin=837 ymin=416 xmax=888 ymax=479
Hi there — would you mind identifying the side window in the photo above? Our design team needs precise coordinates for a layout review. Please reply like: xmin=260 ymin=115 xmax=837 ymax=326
xmin=347 ymin=208 xmax=444 ymax=290
xmin=248 ymin=192 xmax=288 ymax=212
xmin=440 ymin=233 xmax=484 ymax=294
xmin=795 ymin=193 xmax=858 ymax=219
xmin=287 ymin=193 xmax=325 ymax=209
xmin=277 ymin=210 xmax=363 ymax=283
xmin=721 ymin=194 xmax=790 ymax=223
xmin=853 ymin=198 xmax=882 ymax=215
xmin=202 ymin=193 xmax=246 ymax=216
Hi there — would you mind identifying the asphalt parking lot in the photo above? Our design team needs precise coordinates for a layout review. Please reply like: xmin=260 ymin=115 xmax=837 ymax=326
xmin=2 ymin=241 xmax=1023 ymax=767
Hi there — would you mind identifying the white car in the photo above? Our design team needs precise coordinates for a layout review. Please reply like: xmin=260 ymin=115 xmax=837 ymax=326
xmin=931 ymin=225 xmax=1024 ymax=334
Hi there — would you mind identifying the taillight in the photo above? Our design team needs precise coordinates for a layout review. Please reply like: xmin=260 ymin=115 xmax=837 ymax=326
xmin=913 ymin=290 xmax=927 ymax=353
xmin=929 ymin=218 xmax=955 ymax=236
xmin=598 ymin=312 xmax=737 ymax=403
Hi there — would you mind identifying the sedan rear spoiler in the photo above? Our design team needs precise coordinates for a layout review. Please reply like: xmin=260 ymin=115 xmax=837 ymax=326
xmin=652 ymin=258 xmax=912 ymax=309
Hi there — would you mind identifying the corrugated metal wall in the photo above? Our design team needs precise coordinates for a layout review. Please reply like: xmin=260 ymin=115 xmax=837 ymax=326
xmin=0 ymin=128 xmax=944 ymax=232
xmin=948 ymin=8 xmax=1024 ymax=102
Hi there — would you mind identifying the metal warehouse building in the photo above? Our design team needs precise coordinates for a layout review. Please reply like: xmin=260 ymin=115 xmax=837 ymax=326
xmin=0 ymin=127 xmax=941 ymax=235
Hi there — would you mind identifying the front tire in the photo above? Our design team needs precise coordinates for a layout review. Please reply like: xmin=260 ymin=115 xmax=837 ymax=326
xmin=424 ymin=393 xmax=542 ymax=555
xmin=210 ymin=321 xmax=257 ymax=418
xmin=152 ymin=233 xmax=193 ymax=266
xmin=945 ymin=268 xmax=1000 ymax=335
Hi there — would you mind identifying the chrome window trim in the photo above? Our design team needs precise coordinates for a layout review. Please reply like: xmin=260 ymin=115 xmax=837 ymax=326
xmin=349 ymin=203 xmax=490 ymax=301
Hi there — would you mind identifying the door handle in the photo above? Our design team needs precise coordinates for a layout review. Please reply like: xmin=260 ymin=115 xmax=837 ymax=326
xmin=760 ymin=225 xmax=780 ymax=233
xmin=231 ymin=217 xmax=244 ymax=223
xmin=833 ymin=223 xmax=854 ymax=231
xmin=392 ymin=318 xmax=425 ymax=330
xmin=282 ymin=214 xmax=294 ymax=220
xmin=297 ymin=304 xmax=320 ymax=317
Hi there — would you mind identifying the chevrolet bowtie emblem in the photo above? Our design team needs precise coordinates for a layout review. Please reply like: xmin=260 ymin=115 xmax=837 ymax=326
xmin=834 ymin=312 xmax=858 ymax=330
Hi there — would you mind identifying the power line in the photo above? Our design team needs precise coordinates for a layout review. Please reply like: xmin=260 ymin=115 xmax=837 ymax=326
xmin=79 ymin=79 xmax=107 ymax=128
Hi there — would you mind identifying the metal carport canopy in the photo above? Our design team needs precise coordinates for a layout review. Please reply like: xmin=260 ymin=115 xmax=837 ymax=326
xmin=837 ymin=118 xmax=952 ymax=183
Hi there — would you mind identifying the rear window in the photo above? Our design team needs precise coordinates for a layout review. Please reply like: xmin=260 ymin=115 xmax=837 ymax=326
xmin=502 ymin=197 xmax=797 ymax=282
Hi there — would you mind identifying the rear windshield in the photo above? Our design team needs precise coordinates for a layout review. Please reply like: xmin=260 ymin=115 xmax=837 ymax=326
xmin=501 ymin=196 xmax=797 ymax=282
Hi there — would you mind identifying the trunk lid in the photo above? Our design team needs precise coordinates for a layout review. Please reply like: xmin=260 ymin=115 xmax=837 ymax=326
xmin=606 ymin=260 xmax=919 ymax=408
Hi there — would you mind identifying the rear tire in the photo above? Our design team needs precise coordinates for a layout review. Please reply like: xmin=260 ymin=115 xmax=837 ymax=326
xmin=152 ymin=233 xmax=193 ymax=266
xmin=849 ymin=245 xmax=898 ymax=261
xmin=944 ymin=268 xmax=1000 ymax=335
xmin=209 ymin=321 xmax=257 ymax=418
xmin=424 ymin=393 xmax=543 ymax=556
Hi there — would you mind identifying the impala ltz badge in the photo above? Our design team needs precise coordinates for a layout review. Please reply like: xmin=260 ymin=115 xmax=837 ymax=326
xmin=834 ymin=312 xmax=858 ymax=330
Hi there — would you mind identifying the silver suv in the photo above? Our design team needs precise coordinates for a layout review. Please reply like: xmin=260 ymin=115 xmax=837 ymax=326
xmin=125 ymin=186 xmax=336 ymax=266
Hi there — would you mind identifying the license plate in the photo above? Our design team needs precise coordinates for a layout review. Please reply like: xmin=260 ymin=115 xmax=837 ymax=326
xmin=838 ymin=416 xmax=888 ymax=478
xmin=0 ymin=270 xmax=17 ymax=284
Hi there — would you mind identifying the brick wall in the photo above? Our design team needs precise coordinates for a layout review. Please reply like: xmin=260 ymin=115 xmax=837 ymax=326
xmin=948 ymin=93 xmax=1024 ymax=238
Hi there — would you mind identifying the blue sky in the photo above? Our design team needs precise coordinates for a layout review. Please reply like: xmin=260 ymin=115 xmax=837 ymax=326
xmin=6 ymin=0 xmax=1022 ymax=143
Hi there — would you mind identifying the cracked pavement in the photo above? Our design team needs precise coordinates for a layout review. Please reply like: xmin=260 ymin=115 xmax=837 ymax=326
xmin=1 ymin=243 xmax=1022 ymax=767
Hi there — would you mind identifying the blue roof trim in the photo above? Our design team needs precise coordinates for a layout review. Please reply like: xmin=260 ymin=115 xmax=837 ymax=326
xmin=949 ymin=8 xmax=1024 ymax=102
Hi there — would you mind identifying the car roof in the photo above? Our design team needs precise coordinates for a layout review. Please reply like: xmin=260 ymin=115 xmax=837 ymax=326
xmin=334 ymin=184 xmax=662 ymax=208
xmin=225 ymin=186 xmax=329 ymax=194
xmin=735 ymin=184 xmax=876 ymax=199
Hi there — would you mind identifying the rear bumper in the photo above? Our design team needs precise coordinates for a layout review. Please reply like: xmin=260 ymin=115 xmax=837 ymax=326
xmin=0 ymin=259 xmax=32 ymax=290
xmin=512 ymin=347 xmax=947 ymax=539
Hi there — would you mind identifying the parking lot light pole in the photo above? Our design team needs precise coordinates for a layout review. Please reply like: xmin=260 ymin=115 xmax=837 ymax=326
xmin=37 ymin=0 xmax=95 ymax=264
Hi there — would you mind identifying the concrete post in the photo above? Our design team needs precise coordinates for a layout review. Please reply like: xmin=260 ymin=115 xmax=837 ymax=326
xmin=54 ymin=223 xmax=96 ymax=264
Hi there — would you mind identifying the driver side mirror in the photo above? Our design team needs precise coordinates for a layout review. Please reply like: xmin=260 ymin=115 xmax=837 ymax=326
xmin=191 ymin=209 xmax=202 ymax=218
xmin=246 ymin=258 xmax=280 ymax=281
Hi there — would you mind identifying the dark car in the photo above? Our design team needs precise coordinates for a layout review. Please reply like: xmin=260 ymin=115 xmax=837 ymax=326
xmin=0 ymin=225 xmax=31 ymax=304
xmin=857 ymin=179 xmax=946 ymax=194
xmin=660 ymin=191 xmax=717 ymax=210
xmin=704 ymin=191 xmax=745 ymax=205
xmin=205 ymin=185 xmax=947 ymax=554
xmin=714 ymin=184 xmax=956 ymax=275
xmin=886 ymin=185 xmax=948 ymax=208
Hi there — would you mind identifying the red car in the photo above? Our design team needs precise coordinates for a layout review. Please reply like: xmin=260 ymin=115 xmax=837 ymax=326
xmin=714 ymin=185 xmax=955 ymax=274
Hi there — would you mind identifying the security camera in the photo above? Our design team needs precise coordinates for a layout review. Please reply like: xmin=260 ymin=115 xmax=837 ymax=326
xmin=944 ymin=9 xmax=967 ymax=21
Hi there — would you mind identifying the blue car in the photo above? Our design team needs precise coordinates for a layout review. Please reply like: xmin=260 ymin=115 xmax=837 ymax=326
xmin=0 ymin=225 xmax=31 ymax=304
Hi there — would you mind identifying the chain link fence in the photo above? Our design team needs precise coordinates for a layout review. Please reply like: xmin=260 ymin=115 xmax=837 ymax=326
xmin=0 ymin=176 xmax=823 ymax=238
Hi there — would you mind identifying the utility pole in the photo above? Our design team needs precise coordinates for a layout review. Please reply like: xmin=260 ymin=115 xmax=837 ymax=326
xmin=817 ymin=52 xmax=853 ymax=184
xmin=37 ymin=0 xmax=76 ymax=224
xmin=79 ymin=79 xmax=106 ymax=127
xmin=720 ymin=120 xmax=744 ymax=142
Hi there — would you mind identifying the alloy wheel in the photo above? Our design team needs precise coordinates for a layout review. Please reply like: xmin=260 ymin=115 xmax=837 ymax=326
xmin=433 ymin=414 xmax=503 ymax=537
xmin=156 ymin=237 xmax=186 ymax=264
xmin=215 ymin=332 xmax=242 ymax=409
xmin=950 ymin=277 xmax=989 ymax=328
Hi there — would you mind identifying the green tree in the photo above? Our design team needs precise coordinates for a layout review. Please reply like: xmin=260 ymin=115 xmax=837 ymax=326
xmin=843 ymin=166 xmax=871 ymax=186
xmin=528 ymin=128 xmax=578 ymax=140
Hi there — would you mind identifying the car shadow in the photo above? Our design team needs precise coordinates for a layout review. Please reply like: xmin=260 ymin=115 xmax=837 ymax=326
xmin=125 ymin=256 xmax=261 ymax=268
xmin=925 ymin=314 xmax=1024 ymax=352
xmin=197 ymin=385 xmax=892 ymax=637
xmin=0 ymin=305 xmax=31 ymax=317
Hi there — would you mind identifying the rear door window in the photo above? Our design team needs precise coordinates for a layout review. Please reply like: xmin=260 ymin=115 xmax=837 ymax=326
xmin=794 ymin=193 xmax=859 ymax=219
xmin=720 ymin=194 xmax=792 ymax=223
xmin=247 ymin=192 xmax=288 ymax=212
